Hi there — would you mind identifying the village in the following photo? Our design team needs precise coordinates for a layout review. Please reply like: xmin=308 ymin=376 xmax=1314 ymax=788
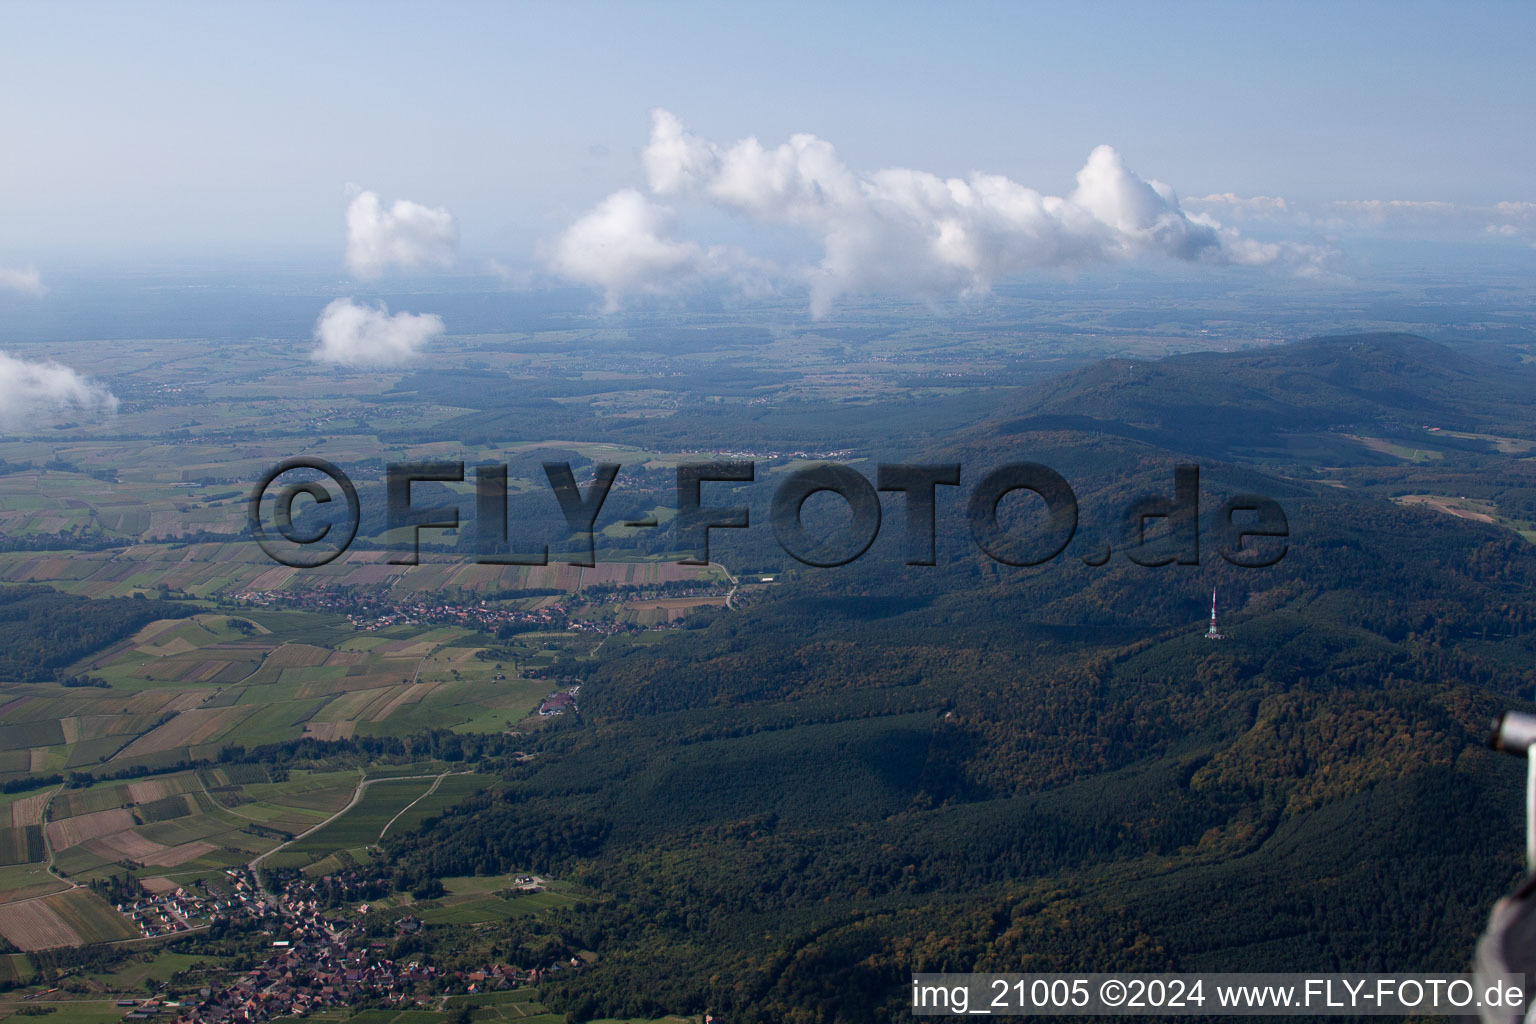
xmin=112 ymin=881 xmax=203 ymax=941
xmin=104 ymin=868 xmax=580 ymax=1024
xmin=228 ymin=577 xmax=730 ymax=637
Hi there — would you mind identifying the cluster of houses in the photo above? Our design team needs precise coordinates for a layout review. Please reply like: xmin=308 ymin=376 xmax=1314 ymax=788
xmin=228 ymin=577 xmax=731 ymax=637
xmin=196 ymin=868 xmax=285 ymax=922
xmin=175 ymin=939 xmax=435 ymax=1023
xmin=231 ymin=590 xmax=576 ymax=636
xmin=154 ymin=869 xmax=578 ymax=1024
xmin=674 ymin=446 xmax=854 ymax=462
xmin=112 ymin=867 xmax=389 ymax=957
xmin=537 ymin=686 xmax=579 ymax=717
xmin=115 ymin=885 xmax=205 ymax=939
xmin=261 ymin=869 xmax=389 ymax=921
xmin=346 ymin=601 xmax=572 ymax=636
xmin=113 ymin=868 xmax=280 ymax=938
xmin=116 ymin=997 xmax=172 ymax=1019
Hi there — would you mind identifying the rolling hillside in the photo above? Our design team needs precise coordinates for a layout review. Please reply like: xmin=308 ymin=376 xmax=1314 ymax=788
xmin=996 ymin=333 xmax=1536 ymax=454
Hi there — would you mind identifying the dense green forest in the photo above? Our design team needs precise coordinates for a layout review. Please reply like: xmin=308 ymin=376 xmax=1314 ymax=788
xmin=0 ymin=586 xmax=194 ymax=682
xmin=368 ymin=335 xmax=1536 ymax=1022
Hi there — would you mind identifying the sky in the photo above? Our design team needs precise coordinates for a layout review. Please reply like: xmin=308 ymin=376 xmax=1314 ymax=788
xmin=0 ymin=1 xmax=1533 ymax=314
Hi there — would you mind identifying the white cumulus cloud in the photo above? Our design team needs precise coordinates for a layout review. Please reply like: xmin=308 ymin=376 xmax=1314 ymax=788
xmin=551 ymin=109 xmax=1322 ymax=314
xmin=311 ymin=298 xmax=445 ymax=367
xmin=0 ymin=351 xmax=117 ymax=428
xmin=546 ymin=188 xmax=769 ymax=311
xmin=0 ymin=267 xmax=45 ymax=296
xmin=1486 ymin=201 xmax=1536 ymax=243
xmin=344 ymin=188 xmax=458 ymax=279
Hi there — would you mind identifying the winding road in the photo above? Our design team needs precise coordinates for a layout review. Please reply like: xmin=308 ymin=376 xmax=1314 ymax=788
xmin=245 ymin=768 xmax=470 ymax=895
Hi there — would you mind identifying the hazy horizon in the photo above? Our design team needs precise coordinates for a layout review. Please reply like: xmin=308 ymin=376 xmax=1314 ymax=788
xmin=2 ymin=1 xmax=1533 ymax=305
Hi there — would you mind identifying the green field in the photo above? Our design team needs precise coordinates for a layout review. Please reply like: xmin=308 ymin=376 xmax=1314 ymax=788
xmin=413 ymin=889 xmax=585 ymax=925
xmin=0 ymin=1003 xmax=128 ymax=1024
xmin=382 ymin=775 xmax=494 ymax=837
xmin=0 ymin=599 xmax=586 ymax=795
xmin=285 ymin=778 xmax=436 ymax=858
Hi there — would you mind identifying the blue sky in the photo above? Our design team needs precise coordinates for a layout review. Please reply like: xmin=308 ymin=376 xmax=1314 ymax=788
xmin=1 ymin=1 xmax=1533 ymax=277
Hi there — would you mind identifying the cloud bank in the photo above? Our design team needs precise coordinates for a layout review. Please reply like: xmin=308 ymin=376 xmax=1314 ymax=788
xmin=0 ymin=351 xmax=117 ymax=428
xmin=311 ymin=298 xmax=445 ymax=366
xmin=552 ymin=110 xmax=1323 ymax=313
xmin=548 ymin=189 xmax=770 ymax=311
xmin=1188 ymin=193 xmax=1536 ymax=245
xmin=0 ymin=267 xmax=45 ymax=296
xmin=1487 ymin=201 xmax=1536 ymax=241
xmin=345 ymin=189 xmax=458 ymax=279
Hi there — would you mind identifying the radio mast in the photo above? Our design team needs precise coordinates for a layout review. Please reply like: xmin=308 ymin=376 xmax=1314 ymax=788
xmin=1204 ymin=588 xmax=1224 ymax=640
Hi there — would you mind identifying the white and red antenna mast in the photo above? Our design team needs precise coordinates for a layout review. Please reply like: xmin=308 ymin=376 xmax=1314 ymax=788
xmin=1204 ymin=587 xmax=1223 ymax=640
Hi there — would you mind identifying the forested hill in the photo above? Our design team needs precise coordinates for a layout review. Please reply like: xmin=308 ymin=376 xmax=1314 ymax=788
xmin=994 ymin=333 xmax=1536 ymax=453
xmin=385 ymin=334 xmax=1536 ymax=1022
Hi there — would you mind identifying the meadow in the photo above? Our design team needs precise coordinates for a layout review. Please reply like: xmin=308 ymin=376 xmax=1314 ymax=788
xmin=0 ymin=608 xmax=573 ymax=785
xmin=0 ymin=579 xmax=596 ymax=953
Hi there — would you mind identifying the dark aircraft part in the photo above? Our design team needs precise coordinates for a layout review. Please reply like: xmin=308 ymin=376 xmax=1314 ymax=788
xmin=1477 ymin=712 xmax=1536 ymax=1024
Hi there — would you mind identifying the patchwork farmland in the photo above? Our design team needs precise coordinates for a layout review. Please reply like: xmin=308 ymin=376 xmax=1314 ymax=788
xmin=0 ymin=887 xmax=139 ymax=950
xmin=0 ymin=544 xmax=723 ymax=602
xmin=0 ymin=433 xmax=717 ymax=964
xmin=0 ymin=581 xmax=596 ymax=952
xmin=0 ymin=610 xmax=555 ymax=783
xmin=0 ymin=752 xmax=502 ymax=948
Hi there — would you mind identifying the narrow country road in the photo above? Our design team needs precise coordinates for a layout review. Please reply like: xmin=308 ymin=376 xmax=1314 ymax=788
xmin=720 ymin=562 xmax=741 ymax=610
xmin=39 ymin=783 xmax=81 ymax=894
xmin=246 ymin=768 xmax=468 ymax=895
xmin=379 ymin=768 xmax=464 ymax=840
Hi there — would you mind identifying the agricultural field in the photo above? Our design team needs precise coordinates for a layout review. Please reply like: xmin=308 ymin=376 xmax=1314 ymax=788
xmin=441 ymin=990 xmax=582 ymax=1024
xmin=0 ymin=1002 xmax=127 ymax=1024
xmin=0 ymin=607 xmax=572 ymax=788
xmin=0 ymin=546 xmax=722 ymax=603
xmin=386 ymin=872 xmax=592 ymax=927
xmin=0 ymin=752 xmax=503 ymax=958
xmin=0 ymin=336 xmax=744 ymax=996
xmin=0 ymin=861 xmax=67 ymax=905
xmin=282 ymin=778 xmax=435 ymax=859
xmin=0 ymin=761 xmax=496 ymax=906
xmin=83 ymin=950 xmax=224 ymax=991
xmin=0 ymin=887 xmax=137 ymax=950
xmin=595 ymin=595 xmax=729 ymax=626
xmin=38 ymin=769 xmax=281 ymax=883
xmin=0 ymin=952 xmax=35 ymax=986
xmin=378 ymin=773 xmax=492 ymax=837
